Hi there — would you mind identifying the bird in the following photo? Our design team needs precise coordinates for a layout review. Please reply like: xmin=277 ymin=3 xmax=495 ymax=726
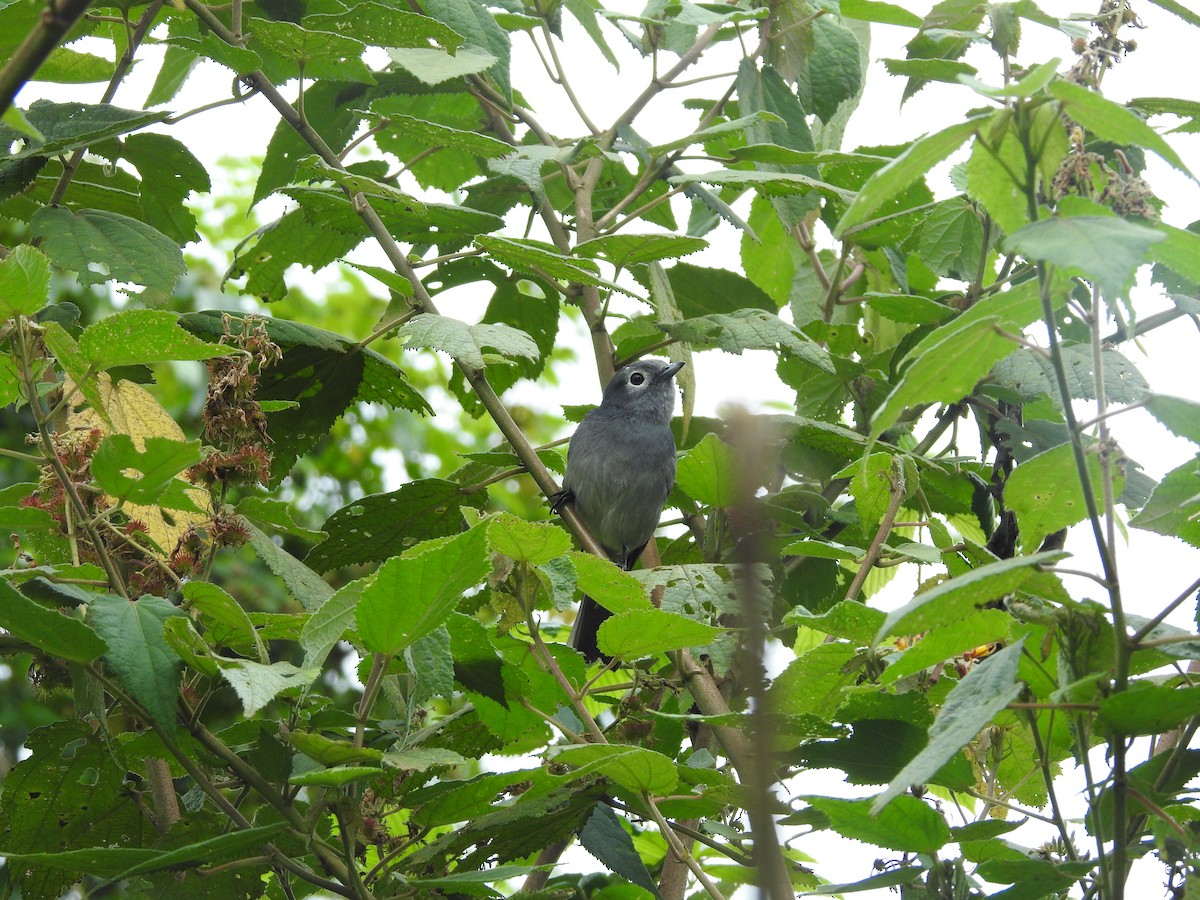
xmin=553 ymin=357 xmax=685 ymax=661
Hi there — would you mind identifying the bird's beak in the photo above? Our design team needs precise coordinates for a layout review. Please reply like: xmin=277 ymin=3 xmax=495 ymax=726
xmin=655 ymin=360 xmax=686 ymax=382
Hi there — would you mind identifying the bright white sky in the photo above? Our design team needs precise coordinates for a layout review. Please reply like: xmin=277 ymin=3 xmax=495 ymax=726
xmin=19 ymin=1 xmax=1200 ymax=894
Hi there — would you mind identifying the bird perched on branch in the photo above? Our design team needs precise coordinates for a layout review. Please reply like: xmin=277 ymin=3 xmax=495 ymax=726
xmin=553 ymin=358 xmax=684 ymax=661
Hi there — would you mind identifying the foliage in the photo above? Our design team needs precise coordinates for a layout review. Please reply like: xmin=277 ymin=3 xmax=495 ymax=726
xmin=0 ymin=0 xmax=1199 ymax=898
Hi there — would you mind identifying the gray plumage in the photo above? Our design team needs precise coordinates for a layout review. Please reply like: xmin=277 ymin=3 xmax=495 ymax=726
xmin=559 ymin=358 xmax=684 ymax=659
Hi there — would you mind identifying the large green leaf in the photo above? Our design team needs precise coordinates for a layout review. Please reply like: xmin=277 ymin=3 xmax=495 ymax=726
xmin=1049 ymin=80 xmax=1192 ymax=177
xmin=424 ymin=0 xmax=511 ymax=100
xmin=808 ymin=794 xmax=951 ymax=855
xmin=0 ymin=100 xmax=165 ymax=160
xmin=308 ymin=479 xmax=487 ymax=571
xmin=596 ymin=608 xmax=724 ymax=659
xmin=1005 ymin=215 xmax=1165 ymax=300
xmin=91 ymin=435 xmax=205 ymax=512
xmin=0 ymin=577 xmax=108 ymax=663
xmin=1006 ymin=442 xmax=1112 ymax=553
xmin=80 ymin=309 xmax=231 ymax=369
xmin=663 ymin=309 xmax=833 ymax=373
xmin=552 ymin=744 xmax=678 ymax=795
xmin=248 ymin=20 xmax=375 ymax=84
xmin=356 ymin=527 xmax=491 ymax=654
xmin=400 ymin=312 xmax=540 ymax=369
xmin=0 ymin=244 xmax=50 ymax=316
xmin=88 ymin=594 xmax=184 ymax=729
xmin=876 ymin=552 xmax=1066 ymax=641
xmin=30 ymin=207 xmax=186 ymax=301
xmin=873 ymin=638 xmax=1027 ymax=811
xmin=834 ymin=116 xmax=985 ymax=237
xmin=1129 ymin=455 xmax=1200 ymax=547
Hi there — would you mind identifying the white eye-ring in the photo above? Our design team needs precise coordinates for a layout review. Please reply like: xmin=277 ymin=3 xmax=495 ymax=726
xmin=629 ymin=372 xmax=646 ymax=385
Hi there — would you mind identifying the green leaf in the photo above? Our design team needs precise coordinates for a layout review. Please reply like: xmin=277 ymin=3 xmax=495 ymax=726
xmin=383 ymin=747 xmax=469 ymax=772
xmin=1146 ymin=395 xmax=1200 ymax=445
xmin=873 ymin=638 xmax=1026 ymax=812
xmin=808 ymin=794 xmax=951 ymax=855
xmin=568 ymin=552 xmax=652 ymax=614
xmin=386 ymin=45 xmax=498 ymax=84
xmin=669 ymin=169 xmax=855 ymax=203
xmin=839 ymin=0 xmax=922 ymax=26
xmin=400 ymin=312 xmax=540 ymax=369
xmin=91 ymin=434 xmax=205 ymax=512
xmin=164 ymin=33 xmax=262 ymax=76
xmin=424 ymin=0 xmax=511 ymax=99
xmin=219 ymin=659 xmax=320 ymax=716
xmin=786 ymin=600 xmax=886 ymax=644
xmin=1149 ymin=223 xmax=1200 ymax=287
xmin=30 ymin=47 xmax=113 ymax=84
xmin=878 ymin=609 xmax=1013 ymax=684
xmin=1006 ymin=443 xmax=1112 ymax=553
xmin=646 ymin=112 xmax=783 ymax=156
xmin=245 ymin=522 xmax=334 ymax=612
xmin=236 ymin=495 xmax=325 ymax=542
xmin=578 ymin=804 xmax=661 ymax=897
xmin=871 ymin=281 xmax=1044 ymax=438
xmin=795 ymin=16 xmax=864 ymax=123
xmin=574 ymin=234 xmax=708 ymax=269
xmin=181 ymin=582 xmax=266 ymax=662
xmin=918 ymin=197 xmax=984 ymax=279
xmin=249 ymin=20 xmax=375 ymax=84
xmin=877 ymin=552 xmax=1066 ymax=641
xmin=666 ymin=263 xmax=776 ymax=316
xmin=30 ymin=207 xmax=186 ymax=302
xmin=79 ymin=309 xmax=230 ymax=369
xmin=88 ymin=594 xmax=184 ymax=729
xmin=882 ymin=57 xmax=976 ymax=83
xmin=863 ymin=292 xmax=955 ymax=325
xmin=300 ymin=580 xmax=362 ymax=669
xmin=597 ymin=608 xmax=724 ymax=659
xmin=664 ymin=309 xmax=833 ymax=372
xmin=1146 ymin=0 xmax=1200 ymax=27
xmin=356 ymin=527 xmax=490 ymax=654
xmin=0 ymin=577 xmax=108 ymax=663
xmin=294 ymin=155 xmax=427 ymax=213
xmin=1049 ymin=79 xmax=1193 ymax=177
xmin=116 ymin=133 xmax=212 ymax=245
xmin=0 ymin=100 xmax=166 ymax=160
xmin=365 ymin=110 xmax=510 ymax=160
xmin=1097 ymin=684 xmax=1200 ymax=735
xmin=835 ymin=117 xmax=984 ymax=237
xmin=475 ymin=235 xmax=629 ymax=295
xmin=1005 ymin=215 xmax=1165 ymax=301
xmin=675 ymin=432 xmax=737 ymax=507
xmin=145 ymin=45 xmax=198 ymax=108
xmin=308 ymin=478 xmax=486 ymax=571
xmin=965 ymin=115 xmax=1029 ymax=235
xmin=307 ymin=2 xmax=465 ymax=49
xmin=1129 ymin=455 xmax=1200 ymax=547
xmin=552 ymin=744 xmax=678 ymax=795
xmin=0 ymin=244 xmax=51 ymax=316
xmin=488 ymin=513 xmax=572 ymax=565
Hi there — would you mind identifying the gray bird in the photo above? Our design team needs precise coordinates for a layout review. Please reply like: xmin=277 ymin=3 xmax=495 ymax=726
xmin=554 ymin=358 xmax=685 ymax=660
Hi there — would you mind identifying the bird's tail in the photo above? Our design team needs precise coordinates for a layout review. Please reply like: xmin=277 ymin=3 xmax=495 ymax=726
xmin=568 ymin=594 xmax=611 ymax=663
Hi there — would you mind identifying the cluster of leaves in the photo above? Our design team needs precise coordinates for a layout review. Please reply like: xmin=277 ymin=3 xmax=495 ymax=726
xmin=2 ymin=0 xmax=1200 ymax=898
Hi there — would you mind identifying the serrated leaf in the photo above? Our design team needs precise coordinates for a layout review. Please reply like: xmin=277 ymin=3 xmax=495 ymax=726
xmin=219 ymin=659 xmax=319 ymax=716
xmin=675 ymin=432 xmax=736 ymax=507
xmin=809 ymin=794 xmax=951 ymax=854
xmin=663 ymin=309 xmax=833 ymax=373
xmin=1006 ymin=443 xmax=1112 ymax=553
xmin=873 ymin=638 xmax=1026 ymax=812
xmin=597 ymin=608 xmax=723 ymax=659
xmin=181 ymin=582 xmax=266 ymax=662
xmin=245 ymin=522 xmax=333 ymax=612
xmin=578 ymin=804 xmax=661 ymax=897
xmin=91 ymin=434 xmax=204 ymax=512
xmin=1005 ymin=215 xmax=1165 ymax=301
xmin=1097 ymin=684 xmax=1200 ymax=736
xmin=646 ymin=112 xmax=782 ymax=156
xmin=307 ymin=2 xmax=464 ymax=49
xmin=308 ymin=478 xmax=486 ymax=571
xmin=386 ymin=45 xmax=498 ymax=84
xmin=1049 ymin=80 xmax=1192 ymax=177
xmin=487 ymin=513 xmax=572 ymax=565
xmin=249 ymin=20 xmax=375 ymax=84
xmin=79 ymin=310 xmax=230 ymax=370
xmin=366 ymin=111 xmax=510 ymax=159
xmin=0 ymin=577 xmax=108 ymax=663
xmin=552 ymin=744 xmax=678 ymax=795
xmin=476 ymin=235 xmax=630 ymax=294
xmin=1129 ymin=455 xmax=1200 ymax=547
xmin=574 ymin=234 xmax=707 ymax=269
xmin=356 ymin=527 xmax=490 ymax=655
xmin=30 ymin=207 xmax=185 ymax=301
xmin=1146 ymin=395 xmax=1200 ymax=444
xmin=300 ymin=580 xmax=362 ymax=669
xmin=400 ymin=312 xmax=539 ymax=369
xmin=795 ymin=16 xmax=864 ymax=123
xmin=0 ymin=100 xmax=166 ymax=160
xmin=424 ymin=0 xmax=511 ymax=99
xmin=568 ymin=551 xmax=651 ymax=614
xmin=786 ymin=601 xmax=886 ymax=644
xmin=88 ymin=595 xmax=184 ymax=729
xmin=877 ymin=552 xmax=1066 ymax=642
xmin=835 ymin=117 xmax=984 ymax=237
xmin=918 ymin=197 xmax=984 ymax=279
xmin=383 ymin=747 xmax=469 ymax=771
xmin=0 ymin=244 xmax=51 ymax=316
xmin=669 ymin=169 xmax=854 ymax=202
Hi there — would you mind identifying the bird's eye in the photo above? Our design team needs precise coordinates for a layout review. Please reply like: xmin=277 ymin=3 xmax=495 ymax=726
xmin=629 ymin=372 xmax=646 ymax=385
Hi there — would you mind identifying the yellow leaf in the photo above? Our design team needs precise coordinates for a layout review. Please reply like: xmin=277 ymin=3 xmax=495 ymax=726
xmin=68 ymin=374 xmax=211 ymax=557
